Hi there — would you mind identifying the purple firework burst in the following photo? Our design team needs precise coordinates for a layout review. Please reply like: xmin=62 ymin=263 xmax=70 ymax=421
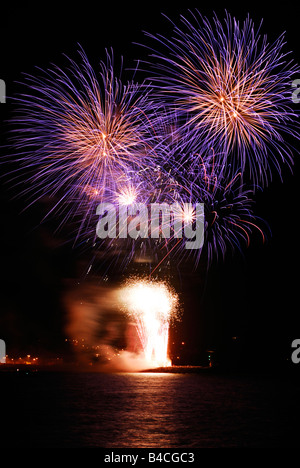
xmin=8 ymin=47 xmax=159 ymax=235
xmin=141 ymin=10 xmax=300 ymax=187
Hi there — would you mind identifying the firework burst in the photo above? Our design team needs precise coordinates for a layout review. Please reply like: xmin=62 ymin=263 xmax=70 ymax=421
xmin=142 ymin=10 xmax=300 ymax=186
xmin=150 ymin=144 xmax=266 ymax=268
xmin=8 ymin=47 xmax=159 ymax=234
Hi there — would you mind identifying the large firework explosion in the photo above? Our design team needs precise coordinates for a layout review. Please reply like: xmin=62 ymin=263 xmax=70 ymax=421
xmin=6 ymin=11 xmax=300 ymax=270
xmin=8 ymin=47 xmax=159 ymax=242
xmin=141 ymin=10 xmax=300 ymax=187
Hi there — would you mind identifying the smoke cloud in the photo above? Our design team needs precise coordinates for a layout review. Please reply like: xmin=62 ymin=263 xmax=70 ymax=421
xmin=63 ymin=279 xmax=156 ymax=372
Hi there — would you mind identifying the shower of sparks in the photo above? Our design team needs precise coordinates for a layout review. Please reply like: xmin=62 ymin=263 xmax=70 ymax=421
xmin=120 ymin=279 xmax=178 ymax=367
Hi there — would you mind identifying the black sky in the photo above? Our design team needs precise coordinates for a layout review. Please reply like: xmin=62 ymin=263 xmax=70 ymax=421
xmin=0 ymin=3 xmax=300 ymax=370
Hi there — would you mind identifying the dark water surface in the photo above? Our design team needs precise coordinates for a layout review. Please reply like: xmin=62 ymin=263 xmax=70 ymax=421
xmin=1 ymin=370 xmax=300 ymax=447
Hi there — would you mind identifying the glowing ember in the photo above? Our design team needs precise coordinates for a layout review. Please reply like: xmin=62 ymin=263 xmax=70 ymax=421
xmin=120 ymin=279 xmax=178 ymax=368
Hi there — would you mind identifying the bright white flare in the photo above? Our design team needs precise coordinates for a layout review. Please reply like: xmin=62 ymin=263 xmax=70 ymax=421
xmin=117 ymin=185 xmax=138 ymax=206
xmin=120 ymin=279 xmax=178 ymax=368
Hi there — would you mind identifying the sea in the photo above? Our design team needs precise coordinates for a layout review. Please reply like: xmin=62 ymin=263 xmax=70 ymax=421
xmin=1 ymin=369 xmax=300 ymax=448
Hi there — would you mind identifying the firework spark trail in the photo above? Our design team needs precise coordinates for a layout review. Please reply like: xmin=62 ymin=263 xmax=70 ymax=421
xmin=188 ymin=156 xmax=266 ymax=262
xmin=141 ymin=10 xmax=300 ymax=186
xmin=172 ymin=163 xmax=265 ymax=265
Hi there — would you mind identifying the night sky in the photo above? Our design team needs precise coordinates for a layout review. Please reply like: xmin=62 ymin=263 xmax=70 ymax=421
xmin=1 ymin=3 xmax=299 ymax=372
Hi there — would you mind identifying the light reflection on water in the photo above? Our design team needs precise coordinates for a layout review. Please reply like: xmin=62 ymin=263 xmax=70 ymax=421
xmin=2 ymin=371 xmax=300 ymax=447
